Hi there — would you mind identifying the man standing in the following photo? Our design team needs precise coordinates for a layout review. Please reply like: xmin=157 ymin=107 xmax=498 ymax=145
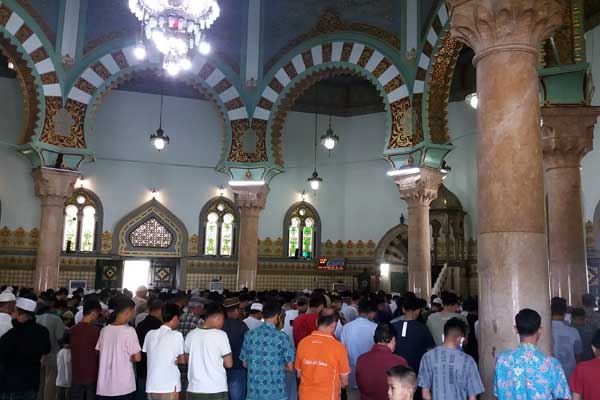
xmin=293 ymin=293 xmax=326 ymax=347
xmin=571 ymin=308 xmax=596 ymax=361
xmin=133 ymin=286 xmax=148 ymax=315
xmin=243 ymin=303 xmax=264 ymax=331
xmin=341 ymin=295 xmax=358 ymax=323
xmin=355 ymin=323 xmax=407 ymax=400
xmin=221 ymin=297 xmax=249 ymax=400
xmin=136 ymin=298 xmax=164 ymax=400
xmin=425 ymin=292 xmax=467 ymax=346
xmin=37 ymin=295 xmax=66 ymax=400
xmin=418 ymin=318 xmax=484 ymax=400
xmin=69 ymin=300 xmax=102 ymax=400
xmin=240 ymin=300 xmax=295 ymax=400
xmin=0 ymin=297 xmax=51 ymax=400
xmin=582 ymin=294 xmax=600 ymax=330
xmin=569 ymin=330 xmax=600 ymax=400
xmin=143 ymin=303 xmax=185 ymax=400
xmin=185 ymin=303 xmax=233 ymax=400
xmin=0 ymin=290 xmax=16 ymax=338
xmin=494 ymin=308 xmax=571 ymax=399
xmin=392 ymin=297 xmax=435 ymax=372
xmin=340 ymin=299 xmax=377 ymax=399
xmin=295 ymin=308 xmax=350 ymax=400
xmin=551 ymin=297 xmax=582 ymax=379
xmin=178 ymin=297 xmax=207 ymax=338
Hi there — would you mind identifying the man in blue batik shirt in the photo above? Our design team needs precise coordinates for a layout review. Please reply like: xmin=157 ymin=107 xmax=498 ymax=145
xmin=240 ymin=300 xmax=295 ymax=400
xmin=494 ymin=308 xmax=572 ymax=400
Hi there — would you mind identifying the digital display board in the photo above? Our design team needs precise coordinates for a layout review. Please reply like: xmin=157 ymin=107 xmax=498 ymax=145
xmin=317 ymin=257 xmax=346 ymax=271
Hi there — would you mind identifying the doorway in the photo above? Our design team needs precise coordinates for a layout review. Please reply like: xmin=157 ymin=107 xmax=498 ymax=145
xmin=123 ymin=260 xmax=151 ymax=293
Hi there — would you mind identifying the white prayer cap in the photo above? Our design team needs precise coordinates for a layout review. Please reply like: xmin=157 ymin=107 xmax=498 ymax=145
xmin=161 ymin=288 xmax=169 ymax=293
xmin=100 ymin=301 xmax=109 ymax=311
xmin=4 ymin=286 xmax=13 ymax=293
xmin=137 ymin=286 xmax=147 ymax=292
xmin=16 ymin=297 xmax=37 ymax=312
xmin=0 ymin=292 xmax=16 ymax=302
xmin=432 ymin=298 xmax=443 ymax=305
xmin=171 ymin=289 xmax=178 ymax=294
xmin=250 ymin=303 xmax=263 ymax=312
xmin=191 ymin=288 xmax=200 ymax=295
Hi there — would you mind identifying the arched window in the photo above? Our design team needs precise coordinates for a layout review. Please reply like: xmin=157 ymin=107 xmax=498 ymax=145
xmin=283 ymin=202 xmax=321 ymax=259
xmin=199 ymin=197 xmax=240 ymax=257
xmin=62 ymin=189 xmax=103 ymax=252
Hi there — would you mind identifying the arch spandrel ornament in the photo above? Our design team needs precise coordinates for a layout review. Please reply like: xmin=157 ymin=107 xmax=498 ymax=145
xmin=112 ymin=199 xmax=188 ymax=258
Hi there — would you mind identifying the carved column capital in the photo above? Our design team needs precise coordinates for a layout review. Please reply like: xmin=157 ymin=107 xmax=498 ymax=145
xmin=232 ymin=185 xmax=270 ymax=214
xmin=32 ymin=168 xmax=79 ymax=207
xmin=541 ymin=106 xmax=600 ymax=169
xmin=446 ymin=0 xmax=564 ymax=64
xmin=395 ymin=168 xmax=444 ymax=208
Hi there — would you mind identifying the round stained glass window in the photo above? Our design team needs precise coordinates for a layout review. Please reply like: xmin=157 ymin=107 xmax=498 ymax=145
xmin=223 ymin=213 xmax=234 ymax=224
xmin=207 ymin=212 xmax=219 ymax=223
xmin=299 ymin=208 xmax=306 ymax=216
xmin=217 ymin=203 xmax=225 ymax=212
xmin=65 ymin=205 xmax=78 ymax=217
xmin=76 ymin=195 xmax=86 ymax=204
xmin=305 ymin=218 xmax=314 ymax=227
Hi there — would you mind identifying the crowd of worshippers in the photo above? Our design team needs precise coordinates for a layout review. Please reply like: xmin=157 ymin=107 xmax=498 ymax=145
xmin=0 ymin=286 xmax=600 ymax=400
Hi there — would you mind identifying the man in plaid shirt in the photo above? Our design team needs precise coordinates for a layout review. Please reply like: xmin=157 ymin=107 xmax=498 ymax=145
xmin=177 ymin=296 xmax=208 ymax=399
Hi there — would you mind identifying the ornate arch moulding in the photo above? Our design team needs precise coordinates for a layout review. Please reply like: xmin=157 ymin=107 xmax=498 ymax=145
xmin=65 ymin=42 xmax=250 ymax=171
xmin=112 ymin=198 xmax=189 ymax=258
xmin=0 ymin=1 xmax=73 ymax=168
xmin=256 ymin=34 xmax=418 ymax=173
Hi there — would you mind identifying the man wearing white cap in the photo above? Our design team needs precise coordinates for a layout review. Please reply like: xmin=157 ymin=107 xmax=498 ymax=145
xmin=0 ymin=291 xmax=16 ymax=338
xmin=243 ymin=303 xmax=264 ymax=331
xmin=0 ymin=296 xmax=51 ymax=399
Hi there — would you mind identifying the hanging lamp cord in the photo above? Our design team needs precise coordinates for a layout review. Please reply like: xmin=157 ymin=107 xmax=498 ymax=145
xmin=313 ymin=85 xmax=318 ymax=171
xmin=159 ymin=86 xmax=164 ymax=129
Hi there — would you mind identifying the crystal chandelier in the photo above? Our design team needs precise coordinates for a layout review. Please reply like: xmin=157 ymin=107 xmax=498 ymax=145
xmin=129 ymin=0 xmax=220 ymax=75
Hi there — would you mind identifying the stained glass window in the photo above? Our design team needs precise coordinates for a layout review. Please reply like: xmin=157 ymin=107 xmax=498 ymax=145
xmin=63 ymin=205 xmax=78 ymax=251
xmin=201 ymin=198 xmax=239 ymax=257
xmin=62 ymin=190 xmax=101 ymax=252
xmin=205 ymin=212 xmax=219 ymax=256
xmin=130 ymin=218 xmax=173 ymax=248
xmin=220 ymin=213 xmax=234 ymax=256
xmin=285 ymin=203 xmax=319 ymax=259
xmin=289 ymin=217 xmax=301 ymax=257
xmin=302 ymin=218 xmax=314 ymax=257
xmin=80 ymin=206 xmax=96 ymax=252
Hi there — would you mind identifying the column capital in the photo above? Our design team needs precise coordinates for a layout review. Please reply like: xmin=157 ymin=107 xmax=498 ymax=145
xmin=395 ymin=168 xmax=444 ymax=207
xmin=232 ymin=185 xmax=270 ymax=212
xmin=446 ymin=0 xmax=564 ymax=64
xmin=541 ymin=106 xmax=600 ymax=169
xmin=32 ymin=168 xmax=79 ymax=206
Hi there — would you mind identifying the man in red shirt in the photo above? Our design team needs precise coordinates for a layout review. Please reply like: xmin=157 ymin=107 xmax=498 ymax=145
xmin=293 ymin=293 xmax=326 ymax=347
xmin=69 ymin=299 xmax=102 ymax=400
xmin=569 ymin=330 xmax=600 ymax=400
xmin=356 ymin=322 xmax=407 ymax=400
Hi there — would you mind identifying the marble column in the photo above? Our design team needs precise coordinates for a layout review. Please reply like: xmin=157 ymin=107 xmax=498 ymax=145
xmin=542 ymin=106 xmax=600 ymax=306
xmin=32 ymin=168 xmax=79 ymax=293
xmin=232 ymin=185 xmax=269 ymax=290
xmin=447 ymin=0 xmax=564 ymax=395
xmin=395 ymin=167 xmax=444 ymax=301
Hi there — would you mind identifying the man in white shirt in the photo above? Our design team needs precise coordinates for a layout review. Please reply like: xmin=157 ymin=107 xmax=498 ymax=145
xmin=243 ymin=303 xmax=264 ymax=331
xmin=0 ymin=291 xmax=16 ymax=338
xmin=185 ymin=303 xmax=233 ymax=400
xmin=143 ymin=303 xmax=185 ymax=399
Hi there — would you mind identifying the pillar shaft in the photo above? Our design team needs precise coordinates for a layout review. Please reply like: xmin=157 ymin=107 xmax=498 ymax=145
xmin=542 ymin=106 xmax=600 ymax=305
xmin=32 ymin=168 xmax=79 ymax=293
xmin=232 ymin=185 xmax=269 ymax=290
xmin=447 ymin=0 xmax=564 ymax=396
xmin=395 ymin=168 xmax=444 ymax=301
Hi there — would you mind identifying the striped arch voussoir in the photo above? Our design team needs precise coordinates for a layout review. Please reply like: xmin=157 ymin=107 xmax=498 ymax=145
xmin=67 ymin=47 xmax=247 ymax=161
xmin=258 ymin=40 xmax=413 ymax=166
xmin=414 ymin=3 xmax=462 ymax=145
xmin=0 ymin=2 xmax=60 ymax=144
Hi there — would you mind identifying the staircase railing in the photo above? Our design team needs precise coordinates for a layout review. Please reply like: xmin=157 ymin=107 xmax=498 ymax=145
xmin=432 ymin=263 xmax=449 ymax=296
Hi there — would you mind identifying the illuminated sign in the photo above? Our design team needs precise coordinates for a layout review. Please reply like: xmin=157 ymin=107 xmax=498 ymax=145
xmin=317 ymin=257 xmax=346 ymax=271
